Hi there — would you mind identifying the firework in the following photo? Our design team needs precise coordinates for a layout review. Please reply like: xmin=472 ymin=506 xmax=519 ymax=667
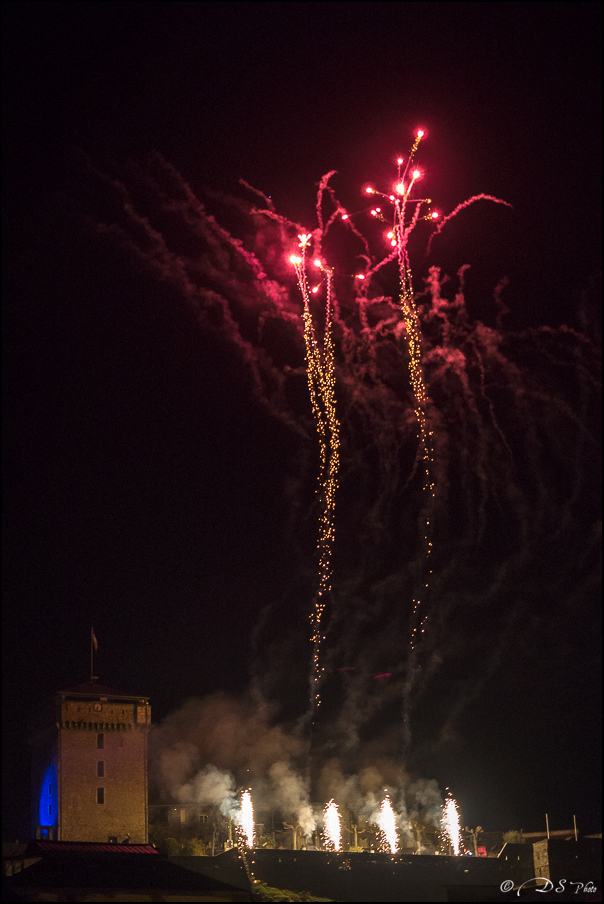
xmin=391 ymin=131 xmax=436 ymax=648
xmin=441 ymin=794 xmax=462 ymax=856
xmin=288 ymin=132 xmax=436 ymax=709
xmin=87 ymin=142 xmax=599 ymax=767
xmin=286 ymin=130 xmax=515 ymax=718
xmin=238 ymin=790 xmax=255 ymax=849
xmin=290 ymin=234 xmax=340 ymax=710
xmin=323 ymin=799 xmax=342 ymax=851
xmin=378 ymin=795 xmax=399 ymax=854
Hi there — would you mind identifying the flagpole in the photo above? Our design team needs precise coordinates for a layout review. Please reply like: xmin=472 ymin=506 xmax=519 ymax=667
xmin=90 ymin=628 xmax=99 ymax=683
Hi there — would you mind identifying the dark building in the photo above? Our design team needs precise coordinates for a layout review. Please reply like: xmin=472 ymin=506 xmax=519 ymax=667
xmin=212 ymin=847 xmax=531 ymax=902
xmin=3 ymin=840 xmax=253 ymax=902
xmin=533 ymin=837 xmax=602 ymax=885
xmin=28 ymin=683 xmax=151 ymax=843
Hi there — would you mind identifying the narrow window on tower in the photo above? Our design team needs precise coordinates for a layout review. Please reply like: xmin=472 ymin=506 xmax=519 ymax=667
xmin=49 ymin=805 xmax=52 ymax=816
xmin=97 ymin=787 xmax=105 ymax=804
xmin=97 ymin=761 xmax=104 ymax=778
xmin=97 ymin=733 xmax=104 ymax=749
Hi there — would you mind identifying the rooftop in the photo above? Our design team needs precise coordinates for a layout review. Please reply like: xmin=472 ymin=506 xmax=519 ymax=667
xmin=5 ymin=846 xmax=252 ymax=901
xmin=25 ymin=840 xmax=158 ymax=856
xmin=58 ymin=682 xmax=149 ymax=701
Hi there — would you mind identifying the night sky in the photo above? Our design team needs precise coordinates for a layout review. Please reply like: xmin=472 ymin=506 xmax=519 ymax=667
xmin=3 ymin=2 xmax=601 ymax=841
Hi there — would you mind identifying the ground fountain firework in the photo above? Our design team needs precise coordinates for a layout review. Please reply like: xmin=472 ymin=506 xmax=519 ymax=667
xmin=238 ymin=790 xmax=255 ymax=849
xmin=323 ymin=800 xmax=342 ymax=851
xmin=441 ymin=794 xmax=462 ymax=856
xmin=377 ymin=795 xmax=399 ymax=854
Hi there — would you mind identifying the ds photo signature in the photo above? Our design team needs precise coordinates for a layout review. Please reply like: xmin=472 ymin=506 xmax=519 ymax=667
xmin=500 ymin=878 xmax=598 ymax=895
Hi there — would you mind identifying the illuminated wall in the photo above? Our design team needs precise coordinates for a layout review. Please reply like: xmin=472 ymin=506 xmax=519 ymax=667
xmin=38 ymin=764 xmax=58 ymax=833
xmin=28 ymin=686 xmax=151 ymax=842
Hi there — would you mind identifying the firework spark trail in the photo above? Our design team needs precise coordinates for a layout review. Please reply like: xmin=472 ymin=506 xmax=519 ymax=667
xmin=290 ymin=236 xmax=340 ymax=711
xmin=378 ymin=795 xmax=399 ymax=853
xmin=426 ymin=193 xmax=513 ymax=259
xmin=384 ymin=132 xmax=436 ymax=651
xmin=356 ymin=133 xmax=444 ymax=670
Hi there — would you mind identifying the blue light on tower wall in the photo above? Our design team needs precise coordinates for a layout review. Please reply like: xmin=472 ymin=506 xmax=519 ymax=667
xmin=39 ymin=765 xmax=58 ymax=828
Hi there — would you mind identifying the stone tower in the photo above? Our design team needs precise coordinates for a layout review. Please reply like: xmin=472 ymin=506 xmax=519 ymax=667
xmin=28 ymin=682 xmax=151 ymax=842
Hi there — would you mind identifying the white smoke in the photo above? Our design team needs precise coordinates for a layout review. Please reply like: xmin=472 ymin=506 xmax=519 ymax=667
xmin=269 ymin=761 xmax=316 ymax=839
xmin=406 ymin=777 xmax=443 ymax=826
xmin=155 ymin=740 xmax=200 ymax=799
xmin=149 ymin=691 xmax=445 ymax=848
xmin=177 ymin=763 xmax=238 ymax=818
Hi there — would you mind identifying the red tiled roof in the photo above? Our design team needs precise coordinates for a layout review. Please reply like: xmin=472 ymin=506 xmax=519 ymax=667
xmin=26 ymin=840 xmax=158 ymax=855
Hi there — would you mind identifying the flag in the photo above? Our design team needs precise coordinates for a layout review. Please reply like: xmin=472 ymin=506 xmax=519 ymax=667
xmin=91 ymin=628 xmax=98 ymax=651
